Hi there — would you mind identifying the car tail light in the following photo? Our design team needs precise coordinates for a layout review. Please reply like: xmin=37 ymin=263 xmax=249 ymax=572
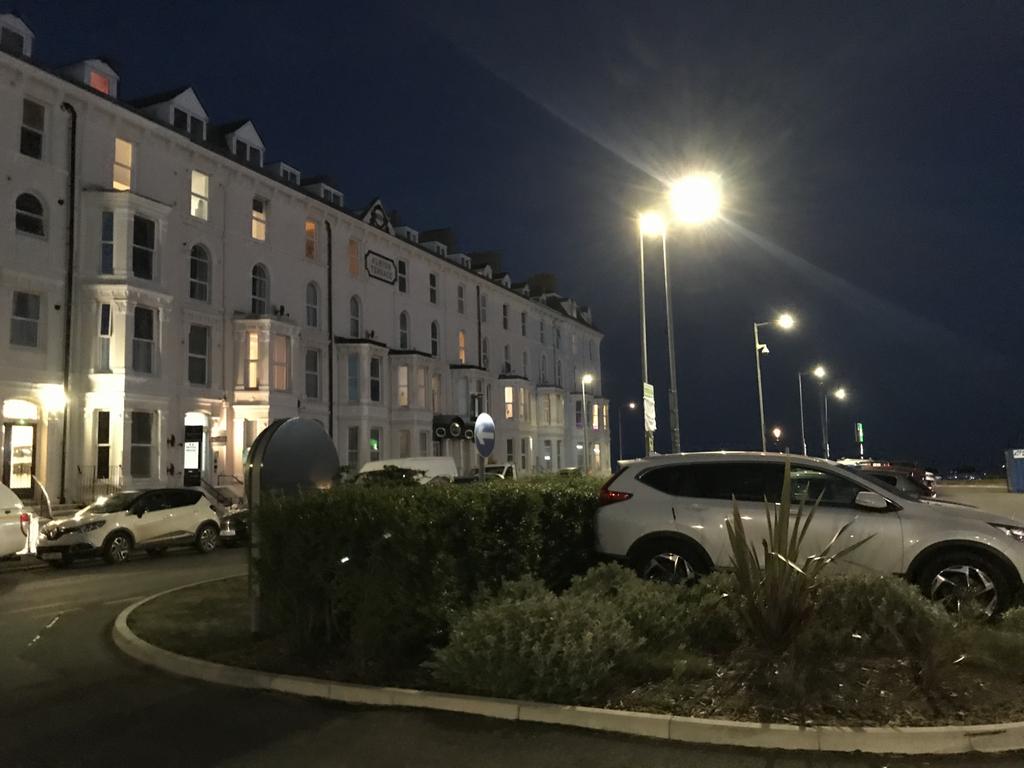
xmin=19 ymin=512 xmax=29 ymax=536
xmin=598 ymin=477 xmax=632 ymax=506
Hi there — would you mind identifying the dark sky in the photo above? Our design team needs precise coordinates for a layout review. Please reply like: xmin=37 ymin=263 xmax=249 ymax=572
xmin=17 ymin=0 xmax=1024 ymax=469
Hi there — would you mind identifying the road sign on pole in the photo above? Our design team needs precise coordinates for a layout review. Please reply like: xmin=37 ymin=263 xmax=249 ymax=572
xmin=643 ymin=382 xmax=657 ymax=434
xmin=474 ymin=412 xmax=496 ymax=458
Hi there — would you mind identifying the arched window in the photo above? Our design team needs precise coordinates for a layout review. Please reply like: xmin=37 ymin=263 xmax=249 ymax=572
xmin=15 ymin=193 xmax=44 ymax=236
xmin=251 ymin=263 xmax=269 ymax=314
xmin=189 ymin=245 xmax=210 ymax=302
xmin=349 ymin=295 xmax=361 ymax=337
xmin=306 ymin=282 xmax=319 ymax=328
xmin=399 ymin=311 xmax=409 ymax=349
xmin=430 ymin=321 xmax=439 ymax=357
xmin=457 ymin=330 xmax=466 ymax=364
xmin=482 ymin=337 xmax=489 ymax=369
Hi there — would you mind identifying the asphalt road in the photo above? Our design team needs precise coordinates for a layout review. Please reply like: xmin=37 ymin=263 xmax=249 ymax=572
xmin=2 ymin=548 xmax=1023 ymax=768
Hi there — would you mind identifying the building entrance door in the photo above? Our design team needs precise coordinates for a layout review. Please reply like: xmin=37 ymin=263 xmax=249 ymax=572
xmin=2 ymin=423 xmax=37 ymax=499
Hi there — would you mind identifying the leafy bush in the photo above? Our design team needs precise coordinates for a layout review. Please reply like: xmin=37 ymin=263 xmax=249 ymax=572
xmin=255 ymin=476 xmax=601 ymax=681
xmin=432 ymin=577 xmax=642 ymax=703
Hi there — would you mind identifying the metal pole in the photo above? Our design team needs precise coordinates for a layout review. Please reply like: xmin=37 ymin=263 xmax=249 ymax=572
xmin=617 ymin=406 xmax=624 ymax=464
xmin=824 ymin=390 xmax=831 ymax=460
xmin=754 ymin=323 xmax=766 ymax=452
xmin=798 ymin=372 xmax=807 ymax=456
xmin=638 ymin=233 xmax=653 ymax=455
xmin=818 ymin=382 xmax=827 ymax=458
xmin=662 ymin=234 xmax=681 ymax=453
xmin=581 ymin=378 xmax=589 ymax=474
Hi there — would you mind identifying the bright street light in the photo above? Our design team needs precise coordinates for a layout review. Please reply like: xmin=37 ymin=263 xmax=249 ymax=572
xmin=753 ymin=312 xmax=797 ymax=451
xmin=798 ymin=364 xmax=828 ymax=456
xmin=637 ymin=210 xmax=666 ymax=237
xmin=823 ymin=385 xmax=850 ymax=459
xmin=833 ymin=387 xmax=848 ymax=401
xmin=771 ymin=426 xmax=782 ymax=441
xmin=813 ymin=365 xmax=827 ymax=379
xmin=582 ymin=373 xmax=594 ymax=386
xmin=668 ymin=172 xmax=722 ymax=226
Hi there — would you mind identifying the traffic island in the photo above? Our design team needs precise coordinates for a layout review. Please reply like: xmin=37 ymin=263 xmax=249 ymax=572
xmin=116 ymin=576 xmax=1024 ymax=756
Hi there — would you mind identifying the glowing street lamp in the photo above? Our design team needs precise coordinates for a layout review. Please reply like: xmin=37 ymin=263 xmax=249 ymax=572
xmin=668 ymin=172 xmax=723 ymax=226
xmin=753 ymin=312 xmax=797 ymax=451
xmin=823 ymin=386 xmax=849 ymax=460
xmin=771 ymin=426 xmax=783 ymax=451
xmin=581 ymin=373 xmax=594 ymax=474
xmin=618 ymin=401 xmax=637 ymax=464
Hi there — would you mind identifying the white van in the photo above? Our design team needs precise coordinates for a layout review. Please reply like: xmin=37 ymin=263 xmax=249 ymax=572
xmin=0 ymin=483 xmax=32 ymax=559
xmin=356 ymin=457 xmax=458 ymax=484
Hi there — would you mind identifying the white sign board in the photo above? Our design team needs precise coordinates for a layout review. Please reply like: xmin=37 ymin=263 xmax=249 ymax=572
xmin=643 ymin=382 xmax=657 ymax=433
xmin=1013 ymin=449 xmax=1024 ymax=460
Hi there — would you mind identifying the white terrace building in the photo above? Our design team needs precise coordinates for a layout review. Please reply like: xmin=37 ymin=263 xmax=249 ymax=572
xmin=0 ymin=15 xmax=609 ymax=503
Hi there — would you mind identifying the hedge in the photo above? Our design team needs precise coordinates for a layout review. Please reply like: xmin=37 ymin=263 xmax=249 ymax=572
xmin=255 ymin=475 xmax=602 ymax=682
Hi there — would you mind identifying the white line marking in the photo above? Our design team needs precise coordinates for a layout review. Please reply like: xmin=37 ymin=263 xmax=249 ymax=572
xmin=45 ymin=615 xmax=60 ymax=629
xmin=27 ymin=633 xmax=41 ymax=647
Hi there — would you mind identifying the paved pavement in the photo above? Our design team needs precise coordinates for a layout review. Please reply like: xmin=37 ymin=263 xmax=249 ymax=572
xmin=2 ymin=547 xmax=1023 ymax=766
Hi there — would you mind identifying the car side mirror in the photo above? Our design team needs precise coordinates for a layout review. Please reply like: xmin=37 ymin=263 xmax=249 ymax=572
xmin=855 ymin=490 xmax=888 ymax=510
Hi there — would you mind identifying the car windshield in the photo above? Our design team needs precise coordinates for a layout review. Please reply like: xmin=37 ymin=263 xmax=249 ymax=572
xmin=849 ymin=469 xmax=920 ymax=501
xmin=82 ymin=491 xmax=143 ymax=514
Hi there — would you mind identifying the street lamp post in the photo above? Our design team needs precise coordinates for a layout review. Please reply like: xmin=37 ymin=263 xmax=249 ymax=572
xmin=661 ymin=233 xmax=681 ymax=453
xmin=618 ymin=401 xmax=637 ymax=463
xmin=798 ymin=364 xmax=827 ymax=456
xmin=753 ymin=312 xmax=796 ymax=451
xmin=581 ymin=373 xmax=594 ymax=474
xmin=824 ymin=386 xmax=847 ymax=460
xmin=637 ymin=213 xmax=663 ymax=456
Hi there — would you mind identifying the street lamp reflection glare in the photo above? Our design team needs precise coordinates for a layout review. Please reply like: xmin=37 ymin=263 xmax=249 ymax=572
xmin=771 ymin=426 xmax=782 ymax=441
xmin=627 ymin=401 xmax=637 ymax=410
xmin=833 ymin=387 xmax=848 ymax=401
xmin=582 ymin=373 xmax=594 ymax=385
xmin=668 ymin=172 xmax=722 ymax=226
xmin=637 ymin=210 xmax=666 ymax=237
xmin=776 ymin=312 xmax=796 ymax=331
xmin=813 ymin=365 xmax=827 ymax=379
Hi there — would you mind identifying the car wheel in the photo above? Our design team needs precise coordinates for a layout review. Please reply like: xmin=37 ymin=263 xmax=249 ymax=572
xmin=103 ymin=532 xmax=133 ymax=565
xmin=145 ymin=547 xmax=167 ymax=557
xmin=631 ymin=539 xmax=709 ymax=585
xmin=917 ymin=549 xmax=1015 ymax=616
xmin=195 ymin=523 xmax=219 ymax=554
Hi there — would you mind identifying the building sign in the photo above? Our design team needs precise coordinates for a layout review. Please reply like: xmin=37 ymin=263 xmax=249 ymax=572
xmin=855 ymin=422 xmax=864 ymax=444
xmin=643 ymin=382 xmax=657 ymax=433
xmin=364 ymin=251 xmax=397 ymax=284
xmin=183 ymin=424 xmax=204 ymax=487
xmin=1013 ymin=449 xmax=1024 ymax=460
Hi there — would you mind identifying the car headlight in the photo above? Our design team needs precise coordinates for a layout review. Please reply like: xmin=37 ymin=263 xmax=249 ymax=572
xmin=75 ymin=520 xmax=107 ymax=534
xmin=991 ymin=524 xmax=1024 ymax=543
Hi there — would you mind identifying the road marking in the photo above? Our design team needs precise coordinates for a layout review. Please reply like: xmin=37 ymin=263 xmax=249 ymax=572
xmin=45 ymin=615 xmax=60 ymax=629
xmin=27 ymin=633 xmax=42 ymax=647
xmin=3 ymin=601 xmax=80 ymax=616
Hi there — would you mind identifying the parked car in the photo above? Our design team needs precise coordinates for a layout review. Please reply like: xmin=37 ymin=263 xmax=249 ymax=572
xmin=858 ymin=467 xmax=936 ymax=499
xmin=356 ymin=457 xmax=458 ymax=484
xmin=218 ymin=508 xmax=249 ymax=545
xmin=36 ymin=488 xmax=221 ymax=566
xmin=473 ymin=463 xmax=518 ymax=481
xmin=0 ymin=482 xmax=36 ymax=560
xmin=596 ymin=452 xmax=1024 ymax=614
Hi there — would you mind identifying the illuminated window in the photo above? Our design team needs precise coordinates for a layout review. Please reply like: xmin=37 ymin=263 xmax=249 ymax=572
xmin=430 ymin=322 xmax=439 ymax=357
xmin=305 ymin=349 xmax=320 ymax=399
xmin=306 ymin=282 xmax=319 ymax=327
xmin=15 ymin=193 xmax=44 ymax=236
xmin=592 ymin=403 xmax=599 ymax=430
xmin=369 ymin=427 xmax=382 ymax=461
xmin=10 ymin=291 xmax=40 ymax=348
xmin=132 ymin=306 xmax=155 ymax=374
xmin=245 ymin=331 xmax=260 ymax=388
xmin=504 ymin=386 xmax=514 ymax=420
xmin=113 ymin=138 xmax=132 ymax=191
xmin=251 ymin=264 xmax=269 ymax=314
xmin=100 ymin=211 xmax=114 ymax=274
xmin=271 ymin=334 xmax=289 ymax=391
xmin=189 ymin=245 xmax=210 ymax=302
xmin=349 ymin=296 xmax=361 ymax=337
xmin=251 ymin=198 xmax=267 ymax=241
xmin=370 ymin=357 xmax=382 ymax=402
xmin=428 ymin=273 xmax=438 ymax=303
xmin=190 ymin=171 xmax=209 ymax=220
xmin=397 ymin=365 xmax=409 ymax=407
xmin=457 ymin=330 xmax=466 ymax=364
xmin=132 ymin=216 xmax=155 ymax=280
xmin=348 ymin=238 xmax=358 ymax=276
xmin=89 ymin=70 xmax=111 ymax=94
xmin=304 ymin=219 xmax=317 ymax=259
xmin=543 ymin=394 xmax=551 ymax=425
xmin=399 ymin=311 xmax=409 ymax=349
xmin=129 ymin=411 xmax=152 ymax=478
xmin=603 ymin=404 xmax=609 ymax=431
xmin=20 ymin=99 xmax=44 ymax=159
xmin=97 ymin=303 xmax=111 ymax=371
xmin=187 ymin=324 xmax=210 ymax=385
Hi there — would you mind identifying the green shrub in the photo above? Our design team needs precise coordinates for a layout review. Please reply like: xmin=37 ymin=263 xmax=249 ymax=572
xmin=255 ymin=476 xmax=601 ymax=682
xmin=432 ymin=578 xmax=641 ymax=703
xmin=674 ymin=571 xmax=743 ymax=655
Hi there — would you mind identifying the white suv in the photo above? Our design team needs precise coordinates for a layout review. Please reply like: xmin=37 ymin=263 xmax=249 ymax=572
xmin=597 ymin=452 xmax=1024 ymax=613
xmin=37 ymin=488 xmax=221 ymax=567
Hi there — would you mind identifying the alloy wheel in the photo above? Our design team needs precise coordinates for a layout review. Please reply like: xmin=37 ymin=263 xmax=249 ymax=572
xmin=199 ymin=526 xmax=217 ymax=552
xmin=929 ymin=564 xmax=998 ymax=616
xmin=109 ymin=535 xmax=130 ymax=563
xmin=641 ymin=552 xmax=697 ymax=585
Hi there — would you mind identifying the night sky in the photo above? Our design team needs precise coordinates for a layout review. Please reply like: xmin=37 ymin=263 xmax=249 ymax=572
xmin=16 ymin=0 xmax=1024 ymax=470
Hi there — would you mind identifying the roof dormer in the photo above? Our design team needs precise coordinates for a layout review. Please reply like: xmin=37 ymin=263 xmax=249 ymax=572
xmin=447 ymin=252 xmax=472 ymax=269
xmin=61 ymin=58 xmax=119 ymax=97
xmin=494 ymin=273 xmax=512 ymax=289
xmin=301 ymin=178 xmax=344 ymax=207
xmin=266 ymin=161 xmax=301 ymax=185
xmin=474 ymin=264 xmax=494 ymax=279
xmin=394 ymin=226 xmax=419 ymax=243
xmin=131 ymin=86 xmax=209 ymax=141
xmin=0 ymin=13 xmax=33 ymax=57
xmin=423 ymin=241 xmax=448 ymax=257
xmin=220 ymin=120 xmax=264 ymax=167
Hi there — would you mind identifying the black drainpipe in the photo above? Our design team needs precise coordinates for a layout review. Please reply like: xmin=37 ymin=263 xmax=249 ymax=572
xmin=58 ymin=102 xmax=78 ymax=504
xmin=325 ymin=220 xmax=334 ymax=439
xmin=476 ymin=284 xmax=482 ymax=366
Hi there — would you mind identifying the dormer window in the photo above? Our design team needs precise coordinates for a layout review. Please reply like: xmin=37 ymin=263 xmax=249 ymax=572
xmin=282 ymin=168 xmax=298 ymax=184
xmin=173 ymin=108 xmax=206 ymax=141
xmin=234 ymin=139 xmax=262 ymax=166
xmin=89 ymin=70 xmax=111 ymax=95
xmin=0 ymin=14 xmax=33 ymax=57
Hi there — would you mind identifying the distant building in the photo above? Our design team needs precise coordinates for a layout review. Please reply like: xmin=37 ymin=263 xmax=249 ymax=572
xmin=0 ymin=14 xmax=608 ymax=503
